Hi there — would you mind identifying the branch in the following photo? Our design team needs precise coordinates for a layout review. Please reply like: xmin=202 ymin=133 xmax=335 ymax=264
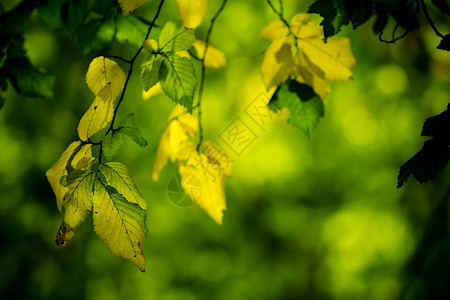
xmin=99 ymin=0 xmax=166 ymax=163
xmin=266 ymin=0 xmax=289 ymax=27
xmin=196 ymin=0 xmax=229 ymax=150
xmin=419 ymin=0 xmax=444 ymax=38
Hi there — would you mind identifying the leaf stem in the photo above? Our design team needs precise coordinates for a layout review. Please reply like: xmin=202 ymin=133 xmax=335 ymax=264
xmin=419 ymin=0 xmax=444 ymax=38
xmin=196 ymin=0 xmax=228 ymax=150
xmin=266 ymin=0 xmax=289 ymax=27
xmin=99 ymin=0 xmax=166 ymax=164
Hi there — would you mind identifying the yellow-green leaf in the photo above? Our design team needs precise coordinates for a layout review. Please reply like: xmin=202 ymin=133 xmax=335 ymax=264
xmin=260 ymin=36 xmax=296 ymax=90
xmin=192 ymin=39 xmax=227 ymax=68
xmin=175 ymin=0 xmax=208 ymax=29
xmin=86 ymin=56 xmax=126 ymax=99
xmin=99 ymin=162 xmax=147 ymax=210
xmin=260 ymin=20 xmax=289 ymax=41
xmin=142 ymin=82 xmax=163 ymax=100
xmin=77 ymin=84 xmax=115 ymax=141
xmin=178 ymin=141 xmax=232 ymax=225
xmin=93 ymin=181 xmax=147 ymax=272
xmin=46 ymin=141 xmax=82 ymax=212
xmin=118 ymin=0 xmax=146 ymax=16
xmin=55 ymin=221 xmax=75 ymax=246
xmin=152 ymin=105 xmax=198 ymax=181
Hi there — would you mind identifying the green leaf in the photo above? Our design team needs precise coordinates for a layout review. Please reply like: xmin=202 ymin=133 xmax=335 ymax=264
xmin=91 ymin=0 xmax=118 ymax=15
xmin=9 ymin=65 xmax=54 ymax=99
xmin=117 ymin=113 xmax=148 ymax=147
xmin=115 ymin=14 xmax=149 ymax=48
xmin=431 ymin=0 xmax=450 ymax=15
xmin=60 ymin=169 xmax=96 ymax=229
xmin=159 ymin=53 xmax=197 ymax=112
xmin=308 ymin=0 xmax=350 ymax=39
xmin=421 ymin=103 xmax=450 ymax=141
xmin=350 ymin=0 xmax=372 ymax=29
xmin=269 ymin=80 xmax=324 ymax=138
xmin=437 ymin=34 xmax=450 ymax=51
xmin=37 ymin=0 xmax=65 ymax=30
xmin=397 ymin=139 xmax=450 ymax=188
xmin=93 ymin=181 xmax=147 ymax=271
xmin=98 ymin=162 xmax=147 ymax=209
xmin=103 ymin=131 xmax=124 ymax=160
xmin=159 ymin=21 xmax=195 ymax=52
xmin=78 ymin=16 xmax=115 ymax=55
xmin=61 ymin=0 xmax=88 ymax=34
xmin=140 ymin=54 xmax=162 ymax=91
xmin=0 ymin=94 xmax=5 ymax=110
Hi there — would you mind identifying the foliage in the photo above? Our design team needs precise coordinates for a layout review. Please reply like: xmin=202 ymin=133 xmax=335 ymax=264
xmin=0 ymin=0 xmax=448 ymax=278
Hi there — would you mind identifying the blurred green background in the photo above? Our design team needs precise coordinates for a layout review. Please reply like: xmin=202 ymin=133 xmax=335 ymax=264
xmin=1 ymin=0 xmax=449 ymax=299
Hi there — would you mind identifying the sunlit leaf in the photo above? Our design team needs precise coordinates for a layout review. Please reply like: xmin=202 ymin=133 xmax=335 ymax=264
xmin=159 ymin=53 xmax=197 ymax=112
xmin=159 ymin=21 xmax=195 ymax=53
xmin=117 ymin=113 xmax=148 ymax=147
xmin=86 ymin=56 xmax=126 ymax=99
xmin=192 ymin=39 xmax=227 ymax=68
xmin=175 ymin=0 xmax=209 ymax=29
xmin=77 ymin=84 xmax=115 ymax=141
xmin=103 ymin=130 xmax=124 ymax=160
xmin=142 ymin=82 xmax=163 ymax=100
xmin=269 ymin=80 xmax=324 ymax=138
xmin=118 ymin=0 xmax=146 ymax=16
xmin=260 ymin=20 xmax=289 ymax=40
xmin=140 ymin=54 xmax=162 ymax=91
xmin=93 ymin=181 xmax=147 ymax=271
xmin=178 ymin=141 xmax=232 ymax=225
xmin=115 ymin=14 xmax=148 ymax=48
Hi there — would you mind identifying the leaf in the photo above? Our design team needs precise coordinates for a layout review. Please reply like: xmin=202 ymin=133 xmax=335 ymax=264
xmin=152 ymin=105 xmax=198 ymax=181
xmin=9 ymin=66 xmax=54 ymax=99
xmin=421 ymin=103 xmax=450 ymax=141
xmin=115 ymin=14 xmax=149 ymax=48
xmin=260 ymin=35 xmax=296 ymax=91
xmin=159 ymin=21 xmax=195 ymax=53
xmin=372 ymin=10 xmax=388 ymax=34
xmin=269 ymin=80 xmax=324 ymax=138
xmin=260 ymin=20 xmax=289 ymax=41
xmin=60 ymin=169 xmax=96 ymax=229
xmin=93 ymin=181 xmax=147 ymax=271
xmin=78 ymin=17 xmax=115 ymax=55
xmin=397 ymin=139 xmax=450 ymax=188
xmin=437 ymin=34 xmax=450 ymax=51
xmin=192 ymin=39 xmax=227 ymax=68
xmin=46 ymin=141 xmax=82 ymax=212
xmin=103 ymin=131 xmax=124 ymax=160
xmin=175 ymin=0 xmax=209 ymax=29
xmin=159 ymin=53 xmax=197 ymax=112
xmin=140 ymin=54 xmax=162 ymax=91
xmin=99 ymin=162 xmax=147 ymax=209
xmin=350 ymin=0 xmax=372 ymax=29
xmin=55 ymin=220 xmax=75 ymax=246
xmin=62 ymin=0 xmax=88 ymax=34
xmin=308 ymin=0 xmax=350 ymax=38
xmin=117 ymin=113 xmax=148 ymax=147
xmin=178 ymin=141 xmax=232 ymax=225
xmin=86 ymin=56 xmax=126 ymax=99
xmin=142 ymin=82 xmax=164 ymax=100
xmin=431 ymin=0 xmax=450 ymax=15
xmin=77 ymin=84 xmax=115 ymax=141
xmin=118 ymin=0 xmax=147 ymax=16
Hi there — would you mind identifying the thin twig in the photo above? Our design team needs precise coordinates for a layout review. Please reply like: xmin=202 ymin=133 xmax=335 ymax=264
xmin=99 ymin=0 xmax=166 ymax=163
xmin=266 ymin=0 xmax=289 ymax=27
xmin=419 ymin=0 xmax=444 ymax=38
xmin=104 ymin=55 xmax=132 ymax=64
xmin=196 ymin=0 xmax=229 ymax=150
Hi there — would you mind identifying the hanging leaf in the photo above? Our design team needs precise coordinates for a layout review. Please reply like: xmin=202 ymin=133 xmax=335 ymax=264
xmin=175 ymin=0 xmax=209 ymax=29
xmin=86 ymin=56 xmax=126 ymax=99
xmin=192 ymin=39 xmax=227 ymax=68
xmin=159 ymin=21 xmax=195 ymax=53
xmin=118 ymin=0 xmax=147 ymax=16
xmin=140 ymin=54 xmax=163 ymax=91
xmin=102 ymin=130 xmax=124 ymax=160
xmin=116 ymin=113 xmax=148 ymax=147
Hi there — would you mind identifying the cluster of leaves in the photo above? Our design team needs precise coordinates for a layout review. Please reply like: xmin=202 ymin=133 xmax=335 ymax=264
xmin=260 ymin=13 xmax=356 ymax=137
xmin=397 ymin=103 xmax=450 ymax=188
xmin=308 ymin=0 xmax=450 ymax=49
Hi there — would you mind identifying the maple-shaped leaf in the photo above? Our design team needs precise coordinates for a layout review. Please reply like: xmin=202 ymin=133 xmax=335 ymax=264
xmin=178 ymin=141 xmax=232 ymax=225
xmin=192 ymin=39 xmax=227 ymax=68
xmin=93 ymin=181 xmax=147 ymax=271
xmin=77 ymin=84 xmax=115 ymax=141
xmin=118 ymin=0 xmax=146 ymax=16
xmin=175 ymin=0 xmax=209 ymax=29
xmin=152 ymin=105 xmax=198 ymax=181
xmin=86 ymin=56 xmax=126 ymax=99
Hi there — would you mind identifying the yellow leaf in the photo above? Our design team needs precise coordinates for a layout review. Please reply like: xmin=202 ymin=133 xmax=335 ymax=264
xmin=99 ymin=162 xmax=147 ymax=210
xmin=289 ymin=13 xmax=310 ymax=37
xmin=86 ymin=56 xmax=126 ymax=99
xmin=72 ymin=144 xmax=95 ymax=170
xmin=193 ymin=39 xmax=227 ymax=68
xmin=46 ymin=141 xmax=81 ymax=212
xmin=175 ymin=0 xmax=208 ymax=29
xmin=118 ymin=0 xmax=146 ymax=16
xmin=260 ymin=20 xmax=289 ymax=41
xmin=77 ymin=84 xmax=115 ymax=141
xmin=295 ymin=51 xmax=331 ymax=101
xmin=93 ymin=181 xmax=147 ymax=272
xmin=152 ymin=105 xmax=198 ymax=181
xmin=178 ymin=142 xmax=232 ymax=225
xmin=260 ymin=36 xmax=296 ymax=90
xmin=142 ymin=82 xmax=163 ymax=100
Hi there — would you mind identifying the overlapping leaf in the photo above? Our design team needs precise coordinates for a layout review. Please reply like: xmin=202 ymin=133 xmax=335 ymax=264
xmin=159 ymin=21 xmax=195 ymax=53
xmin=93 ymin=181 xmax=147 ymax=271
xmin=86 ymin=56 xmax=126 ymax=99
